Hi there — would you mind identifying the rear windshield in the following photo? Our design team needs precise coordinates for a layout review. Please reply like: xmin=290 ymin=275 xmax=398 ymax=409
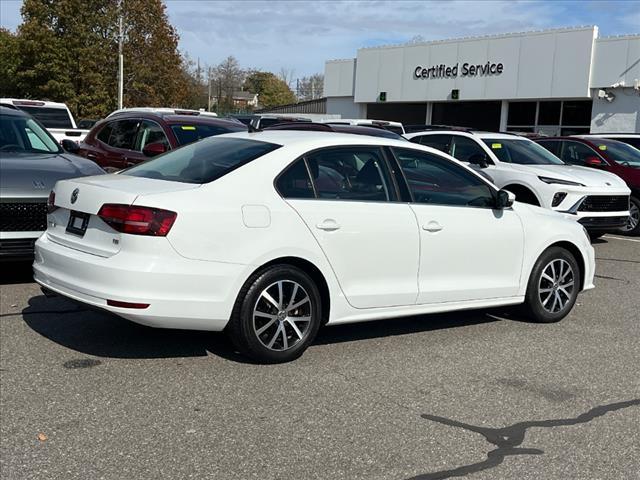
xmin=170 ymin=123 xmax=244 ymax=146
xmin=15 ymin=106 xmax=73 ymax=129
xmin=123 ymin=137 xmax=281 ymax=184
xmin=482 ymin=138 xmax=564 ymax=165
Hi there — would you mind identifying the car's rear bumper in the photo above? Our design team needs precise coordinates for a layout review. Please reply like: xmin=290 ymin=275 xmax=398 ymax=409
xmin=33 ymin=234 xmax=247 ymax=331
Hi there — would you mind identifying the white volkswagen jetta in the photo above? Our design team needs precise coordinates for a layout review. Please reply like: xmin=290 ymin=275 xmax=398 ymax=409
xmin=34 ymin=131 xmax=595 ymax=362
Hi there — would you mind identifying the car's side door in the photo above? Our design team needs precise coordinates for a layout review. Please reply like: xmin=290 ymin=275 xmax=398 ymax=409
xmin=277 ymin=146 xmax=420 ymax=309
xmin=131 ymin=120 xmax=171 ymax=165
xmin=390 ymin=146 xmax=524 ymax=304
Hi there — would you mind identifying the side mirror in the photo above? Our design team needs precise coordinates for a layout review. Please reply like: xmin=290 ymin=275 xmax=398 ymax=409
xmin=61 ymin=139 xmax=80 ymax=153
xmin=496 ymin=189 xmax=516 ymax=209
xmin=142 ymin=142 xmax=167 ymax=157
xmin=585 ymin=156 xmax=605 ymax=167
xmin=468 ymin=153 xmax=489 ymax=168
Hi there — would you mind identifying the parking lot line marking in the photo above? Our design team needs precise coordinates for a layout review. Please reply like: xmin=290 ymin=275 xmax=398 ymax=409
xmin=603 ymin=235 xmax=640 ymax=243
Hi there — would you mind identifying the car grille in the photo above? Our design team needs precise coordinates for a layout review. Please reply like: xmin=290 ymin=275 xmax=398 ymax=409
xmin=0 ymin=201 xmax=48 ymax=232
xmin=578 ymin=196 xmax=629 ymax=212
xmin=0 ymin=238 xmax=37 ymax=257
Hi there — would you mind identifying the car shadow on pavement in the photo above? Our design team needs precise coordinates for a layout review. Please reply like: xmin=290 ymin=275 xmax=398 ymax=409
xmin=0 ymin=260 xmax=35 ymax=285
xmin=314 ymin=310 xmax=501 ymax=345
xmin=22 ymin=294 xmax=243 ymax=361
xmin=23 ymin=294 xmax=509 ymax=363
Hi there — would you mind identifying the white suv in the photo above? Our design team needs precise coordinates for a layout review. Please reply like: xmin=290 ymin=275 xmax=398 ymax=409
xmin=405 ymin=130 xmax=630 ymax=237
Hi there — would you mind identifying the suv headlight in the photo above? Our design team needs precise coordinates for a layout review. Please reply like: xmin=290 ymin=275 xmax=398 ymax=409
xmin=538 ymin=176 xmax=585 ymax=186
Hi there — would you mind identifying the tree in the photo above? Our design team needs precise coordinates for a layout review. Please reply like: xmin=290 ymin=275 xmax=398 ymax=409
xmin=0 ymin=28 xmax=21 ymax=97
xmin=244 ymin=71 xmax=296 ymax=109
xmin=207 ymin=56 xmax=245 ymax=113
xmin=9 ymin=0 xmax=200 ymax=119
xmin=296 ymin=73 xmax=324 ymax=101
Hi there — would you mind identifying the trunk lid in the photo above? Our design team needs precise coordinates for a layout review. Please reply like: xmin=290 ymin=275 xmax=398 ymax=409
xmin=48 ymin=174 xmax=199 ymax=257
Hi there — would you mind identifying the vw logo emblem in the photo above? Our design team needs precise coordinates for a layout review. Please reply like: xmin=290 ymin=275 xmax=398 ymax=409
xmin=70 ymin=188 xmax=79 ymax=204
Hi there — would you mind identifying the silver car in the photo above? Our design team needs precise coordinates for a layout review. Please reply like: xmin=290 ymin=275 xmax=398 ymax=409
xmin=0 ymin=105 xmax=104 ymax=260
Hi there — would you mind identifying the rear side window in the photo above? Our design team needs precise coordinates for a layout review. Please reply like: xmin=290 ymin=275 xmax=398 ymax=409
xmin=108 ymin=119 xmax=139 ymax=149
xmin=276 ymin=160 xmax=314 ymax=198
xmin=536 ymin=140 xmax=561 ymax=157
xmin=170 ymin=123 xmax=243 ymax=146
xmin=96 ymin=123 xmax=113 ymax=144
xmin=416 ymin=134 xmax=452 ymax=153
xmin=305 ymin=147 xmax=394 ymax=202
xmin=124 ymin=137 xmax=281 ymax=184
xmin=15 ymin=106 xmax=73 ymax=129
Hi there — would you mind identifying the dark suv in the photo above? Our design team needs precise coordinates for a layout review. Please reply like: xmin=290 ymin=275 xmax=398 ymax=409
xmin=535 ymin=136 xmax=640 ymax=235
xmin=71 ymin=109 xmax=246 ymax=171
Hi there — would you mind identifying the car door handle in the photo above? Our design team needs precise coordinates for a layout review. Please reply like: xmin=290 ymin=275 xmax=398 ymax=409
xmin=86 ymin=153 xmax=97 ymax=160
xmin=316 ymin=220 xmax=341 ymax=231
xmin=423 ymin=221 xmax=443 ymax=233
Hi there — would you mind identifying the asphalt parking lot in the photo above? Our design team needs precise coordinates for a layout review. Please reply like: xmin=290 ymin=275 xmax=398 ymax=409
xmin=1 ymin=235 xmax=639 ymax=480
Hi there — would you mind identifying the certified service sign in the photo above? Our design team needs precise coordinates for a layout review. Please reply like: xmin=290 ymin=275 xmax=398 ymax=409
xmin=414 ymin=62 xmax=504 ymax=79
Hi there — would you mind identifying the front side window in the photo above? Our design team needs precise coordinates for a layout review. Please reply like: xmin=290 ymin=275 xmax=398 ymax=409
xmin=450 ymin=136 xmax=489 ymax=163
xmin=593 ymin=139 xmax=640 ymax=167
xmin=560 ymin=141 xmax=599 ymax=166
xmin=482 ymin=138 xmax=564 ymax=165
xmin=276 ymin=159 xmax=314 ymax=199
xmin=393 ymin=147 xmax=495 ymax=208
xmin=305 ymin=147 xmax=393 ymax=202
xmin=415 ymin=134 xmax=452 ymax=154
xmin=108 ymin=119 xmax=139 ymax=150
xmin=135 ymin=120 xmax=170 ymax=151
xmin=170 ymin=123 xmax=243 ymax=146
xmin=123 ymin=137 xmax=281 ymax=184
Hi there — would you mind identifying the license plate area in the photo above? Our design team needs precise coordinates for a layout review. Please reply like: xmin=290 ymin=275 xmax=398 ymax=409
xmin=66 ymin=211 xmax=90 ymax=237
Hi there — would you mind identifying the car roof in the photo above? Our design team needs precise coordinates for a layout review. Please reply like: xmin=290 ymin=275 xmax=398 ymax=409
xmin=405 ymin=130 xmax=524 ymax=140
xmin=103 ymin=110 xmax=245 ymax=128
xmin=0 ymin=98 xmax=68 ymax=109
xmin=222 ymin=130 xmax=414 ymax=149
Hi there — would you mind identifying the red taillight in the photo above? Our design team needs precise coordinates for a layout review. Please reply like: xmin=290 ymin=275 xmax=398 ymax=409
xmin=97 ymin=204 xmax=177 ymax=236
xmin=47 ymin=190 xmax=58 ymax=213
xmin=107 ymin=299 xmax=150 ymax=309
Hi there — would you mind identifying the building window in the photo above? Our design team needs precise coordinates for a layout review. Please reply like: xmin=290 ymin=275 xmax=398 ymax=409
xmin=506 ymin=100 xmax=592 ymax=136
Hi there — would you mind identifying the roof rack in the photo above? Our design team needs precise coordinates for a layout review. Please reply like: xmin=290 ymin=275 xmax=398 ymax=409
xmin=404 ymin=124 xmax=475 ymax=133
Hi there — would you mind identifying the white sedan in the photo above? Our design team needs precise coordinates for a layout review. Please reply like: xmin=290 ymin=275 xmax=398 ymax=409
xmin=34 ymin=131 xmax=595 ymax=362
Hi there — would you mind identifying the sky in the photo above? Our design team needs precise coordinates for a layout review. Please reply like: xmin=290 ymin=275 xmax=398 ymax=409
xmin=2 ymin=0 xmax=639 ymax=79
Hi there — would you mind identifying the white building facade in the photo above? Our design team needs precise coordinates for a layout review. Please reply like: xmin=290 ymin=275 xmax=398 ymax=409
xmin=324 ymin=27 xmax=640 ymax=134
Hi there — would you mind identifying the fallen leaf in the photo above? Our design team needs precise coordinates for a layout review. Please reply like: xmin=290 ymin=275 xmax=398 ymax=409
xmin=37 ymin=433 xmax=47 ymax=442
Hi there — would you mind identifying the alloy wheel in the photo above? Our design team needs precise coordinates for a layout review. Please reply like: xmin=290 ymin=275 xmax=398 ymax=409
xmin=252 ymin=280 xmax=313 ymax=351
xmin=538 ymin=259 xmax=575 ymax=314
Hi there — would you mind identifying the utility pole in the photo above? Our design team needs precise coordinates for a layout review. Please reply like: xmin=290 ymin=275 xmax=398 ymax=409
xmin=117 ymin=1 xmax=124 ymax=110
xmin=207 ymin=67 xmax=212 ymax=112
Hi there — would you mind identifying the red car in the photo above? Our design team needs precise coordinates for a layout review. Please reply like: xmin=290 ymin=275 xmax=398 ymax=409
xmin=535 ymin=136 xmax=640 ymax=235
xmin=68 ymin=109 xmax=246 ymax=172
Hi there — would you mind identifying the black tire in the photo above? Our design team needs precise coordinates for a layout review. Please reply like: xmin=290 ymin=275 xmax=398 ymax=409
xmin=620 ymin=196 xmax=640 ymax=236
xmin=522 ymin=247 xmax=581 ymax=323
xmin=226 ymin=265 xmax=322 ymax=363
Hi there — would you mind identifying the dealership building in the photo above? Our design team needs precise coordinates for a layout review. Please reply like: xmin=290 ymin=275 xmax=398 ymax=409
xmin=323 ymin=26 xmax=640 ymax=134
